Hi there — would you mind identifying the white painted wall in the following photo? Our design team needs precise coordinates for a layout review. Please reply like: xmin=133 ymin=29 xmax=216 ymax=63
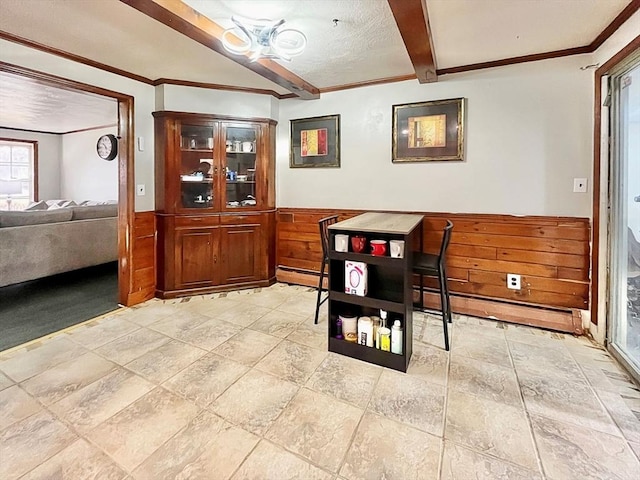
xmin=61 ymin=127 xmax=118 ymax=202
xmin=0 ymin=39 xmax=156 ymax=211
xmin=277 ymin=54 xmax=593 ymax=217
xmin=158 ymin=84 xmax=277 ymax=119
xmin=0 ymin=128 xmax=61 ymax=201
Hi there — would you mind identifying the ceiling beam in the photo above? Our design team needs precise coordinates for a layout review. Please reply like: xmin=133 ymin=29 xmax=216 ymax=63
xmin=387 ymin=0 xmax=437 ymax=83
xmin=119 ymin=0 xmax=320 ymax=100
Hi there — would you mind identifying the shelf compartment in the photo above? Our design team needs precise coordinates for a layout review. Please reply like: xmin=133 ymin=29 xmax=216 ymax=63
xmin=328 ymin=251 xmax=405 ymax=267
xmin=329 ymin=291 xmax=405 ymax=314
xmin=329 ymin=337 xmax=408 ymax=372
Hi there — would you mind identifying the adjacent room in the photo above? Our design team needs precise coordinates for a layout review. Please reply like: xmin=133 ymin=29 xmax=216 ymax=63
xmin=0 ymin=1 xmax=639 ymax=479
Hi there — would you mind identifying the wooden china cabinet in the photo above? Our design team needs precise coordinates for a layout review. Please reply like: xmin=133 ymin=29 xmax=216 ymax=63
xmin=153 ymin=111 xmax=276 ymax=298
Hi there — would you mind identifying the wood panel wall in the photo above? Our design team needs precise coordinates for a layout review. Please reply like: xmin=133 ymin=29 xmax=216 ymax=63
xmin=277 ymin=208 xmax=590 ymax=320
xmin=126 ymin=211 xmax=156 ymax=305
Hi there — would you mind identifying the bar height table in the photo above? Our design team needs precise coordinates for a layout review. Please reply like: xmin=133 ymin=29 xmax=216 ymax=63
xmin=327 ymin=212 xmax=423 ymax=372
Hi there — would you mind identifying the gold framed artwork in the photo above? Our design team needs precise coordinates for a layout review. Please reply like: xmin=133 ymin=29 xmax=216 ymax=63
xmin=392 ymin=98 xmax=465 ymax=162
xmin=290 ymin=114 xmax=340 ymax=168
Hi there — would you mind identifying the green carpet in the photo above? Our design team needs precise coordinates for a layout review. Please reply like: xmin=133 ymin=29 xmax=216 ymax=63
xmin=0 ymin=262 xmax=119 ymax=351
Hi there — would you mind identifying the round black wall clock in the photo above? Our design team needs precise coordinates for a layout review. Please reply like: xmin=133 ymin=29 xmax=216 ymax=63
xmin=96 ymin=134 xmax=118 ymax=161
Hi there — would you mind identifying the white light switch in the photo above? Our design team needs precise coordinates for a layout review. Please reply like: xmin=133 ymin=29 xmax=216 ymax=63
xmin=573 ymin=178 xmax=587 ymax=193
xmin=136 ymin=184 xmax=145 ymax=196
xmin=137 ymin=137 xmax=144 ymax=152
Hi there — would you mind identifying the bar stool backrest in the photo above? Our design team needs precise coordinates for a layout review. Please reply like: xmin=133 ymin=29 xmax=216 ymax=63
xmin=318 ymin=215 xmax=339 ymax=260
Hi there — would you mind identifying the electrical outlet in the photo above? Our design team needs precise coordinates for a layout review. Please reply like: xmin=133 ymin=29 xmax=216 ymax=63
xmin=573 ymin=178 xmax=587 ymax=193
xmin=507 ymin=273 xmax=521 ymax=290
xmin=136 ymin=184 xmax=145 ymax=196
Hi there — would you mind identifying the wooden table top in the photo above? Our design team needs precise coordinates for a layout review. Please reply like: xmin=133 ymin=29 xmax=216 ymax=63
xmin=329 ymin=212 xmax=423 ymax=235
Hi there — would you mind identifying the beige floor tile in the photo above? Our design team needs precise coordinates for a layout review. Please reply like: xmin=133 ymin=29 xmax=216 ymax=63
xmin=96 ymin=328 xmax=171 ymax=365
xmin=340 ymin=411 xmax=440 ymax=480
xmin=505 ymin=324 xmax=569 ymax=348
xmin=184 ymin=296 xmax=242 ymax=318
xmin=0 ymin=371 xmax=13 ymax=391
xmin=440 ymin=441 xmax=542 ymax=480
xmin=275 ymin=294 xmax=318 ymax=317
xmin=20 ymin=438 xmax=127 ymax=480
xmin=211 ymin=369 xmax=299 ymax=435
xmin=0 ymin=410 xmax=77 ymax=480
xmin=21 ymin=351 xmax=117 ymax=405
xmin=117 ymin=300 xmax=180 ymax=326
xmin=531 ymin=414 xmax=640 ymax=480
xmin=214 ymin=302 xmax=273 ymax=327
xmin=213 ymin=329 xmax=281 ymax=366
xmin=407 ymin=342 xmax=449 ymax=386
xmin=630 ymin=441 xmax=640 ymax=460
xmin=448 ymin=355 xmax=522 ymax=407
xmin=163 ymin=353 xmax=248 ymax=407
xmin=509 ymin=340 xmax=586 ymax=384
xmin=231 ymin=440 xmax=333 ymax=480
xmin=151 ymin=314 xmax=243 ymax=351
xmin=249 ymin=309 xmax=307 ymax=338
xmin=369 ymin=370 xmax=444 ymax=436
xmin=266 ymin=388 xmax=363 ymax=473
xmin=0 ymin=385 xmax=42 ymax=430
xmin=451 ymin=329 xmax=511 ymax=368
xmin=133 ymin=410 xmax=258 ymax=480
xmin=50 ymin=368 xmax=154 ymax=433
xmin=255 ymin=339 xmax=327 ymax=385
xmin=0 ymin=336 xmax=88 ymax=382
xmin=125 ymin=339 xmax=207 ymax=384
xmin=595 ymin=389 xmax=640 ymax=443
xmin=454 ymin=320 xmax=507 ymax=339
xmin=67 ymin=316 xmax=139 ymax=349
xmin=287 ymin=319 xmax=329 ymax=351
xmin=445 ymin=389 xmax=538 ymax=470
xmin=519 ymin=370 xmax=621 ymax=437
xmin=86 ymin=387 xmax=199 ymax=472
xmin=418 ymin=321 xmax=449 ymax=350
xmin=241 ymin=289 xmax=292 ymax=309
xmin=305 ymin=353 xmax=381 ymax=408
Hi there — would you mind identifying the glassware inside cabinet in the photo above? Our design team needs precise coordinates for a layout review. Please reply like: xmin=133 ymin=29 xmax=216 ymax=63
xmin=225 ymin=125 xmax=257 ymax=208
xmin=180 ymin=123 xmax=214 ymax=209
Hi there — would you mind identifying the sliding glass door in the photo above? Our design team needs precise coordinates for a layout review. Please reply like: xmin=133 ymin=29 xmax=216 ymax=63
xmin=608 ymin=53 xmax=640 ymax=379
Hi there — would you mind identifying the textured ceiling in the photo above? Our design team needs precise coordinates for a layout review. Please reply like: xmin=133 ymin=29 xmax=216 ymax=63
xmin=0 ymin=0 xmax=635 ymax=132
xmin=0 ymin=72 xmax=117 ymax=134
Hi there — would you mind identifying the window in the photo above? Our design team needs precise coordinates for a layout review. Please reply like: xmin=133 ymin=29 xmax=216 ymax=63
xmin=0 ymin=139 xmax=37 ymax=211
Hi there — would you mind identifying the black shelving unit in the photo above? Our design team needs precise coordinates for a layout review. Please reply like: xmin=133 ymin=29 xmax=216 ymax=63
xmin=327 ymin=212 xmax=423 ymax=372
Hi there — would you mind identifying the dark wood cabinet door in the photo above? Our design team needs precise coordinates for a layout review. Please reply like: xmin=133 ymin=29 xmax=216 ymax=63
xmin=175 ymin=228 xmax=218 ymax=287
xmin=220 ymin=224 xmax=261 ymax=284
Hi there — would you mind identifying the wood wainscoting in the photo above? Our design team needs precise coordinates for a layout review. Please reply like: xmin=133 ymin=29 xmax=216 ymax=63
xmin=126 ymin=211 xmax=156 ymax=305
xmin=276 ymin=208 xmax=589 ymax=334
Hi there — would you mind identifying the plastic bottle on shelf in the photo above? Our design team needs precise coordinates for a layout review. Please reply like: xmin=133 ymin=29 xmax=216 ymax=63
xmin=377 ymin=310 xmax=387 ymax=349
xmin=358 ymin=316 xmax=373 ymax=347
xmin=391 ymin=319 xmax=403 ymax=354
xmin=335 ymin=317 xmax=343 ymax=340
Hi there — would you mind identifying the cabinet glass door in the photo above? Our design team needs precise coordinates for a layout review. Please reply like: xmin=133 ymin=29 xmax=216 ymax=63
xmin=223 ymin=124 xmax=258 ymax=209
xmin=179 ymin=123 xmax=215 ymax=209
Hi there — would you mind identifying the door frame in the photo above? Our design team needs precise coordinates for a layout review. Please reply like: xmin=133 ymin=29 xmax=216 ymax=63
xmin=0 ymin=61 xmax=135 ymax=306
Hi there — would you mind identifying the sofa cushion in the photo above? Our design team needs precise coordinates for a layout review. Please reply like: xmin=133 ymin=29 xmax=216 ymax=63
xmin=0 ymin=209 xmax=73 ymax=227
xmin=71 ymin=204 xmax=118 ymax=220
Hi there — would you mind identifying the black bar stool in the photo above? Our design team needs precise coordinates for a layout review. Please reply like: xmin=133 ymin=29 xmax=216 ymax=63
xmin=315 ymin=215 xmax=339 ymax=324
xmin=413 ymin=220 xmax=454 ymax=350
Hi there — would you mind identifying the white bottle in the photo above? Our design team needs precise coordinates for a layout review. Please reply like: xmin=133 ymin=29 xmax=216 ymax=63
xmin=391 ymin=319 xmax=403 ymax=355
xmin=358 ymin=316 xmax=374 ymax=347
xmin=377 ymin=310 xmax=387 ymax=349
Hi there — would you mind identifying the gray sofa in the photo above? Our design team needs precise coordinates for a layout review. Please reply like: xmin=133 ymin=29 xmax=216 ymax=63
xmin=0 ymin=204 xmax=118 ymax=287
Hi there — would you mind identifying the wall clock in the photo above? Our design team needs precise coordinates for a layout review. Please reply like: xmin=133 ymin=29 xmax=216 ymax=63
xmin=96 ymin=134 xmax=118 ymax=161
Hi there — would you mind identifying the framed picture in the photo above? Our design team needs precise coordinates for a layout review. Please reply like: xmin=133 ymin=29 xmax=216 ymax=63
xmin=392 ymin=98 xmax=465 ymax=162
xmin=290 ymin=114 xmax=340 ymax=168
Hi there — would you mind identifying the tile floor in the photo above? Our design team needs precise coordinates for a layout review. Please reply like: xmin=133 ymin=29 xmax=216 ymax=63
xmin=1 ymin=283 xmax=640 ymax=479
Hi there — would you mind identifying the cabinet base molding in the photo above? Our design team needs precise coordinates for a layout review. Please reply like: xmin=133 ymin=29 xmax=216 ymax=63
xmin=156 ymin=277 xmax=275 ymax=299
xmin=276 ymin=267 xmax=581 ymax=335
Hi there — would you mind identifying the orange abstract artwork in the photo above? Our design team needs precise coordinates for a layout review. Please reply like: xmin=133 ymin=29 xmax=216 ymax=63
xmin=301 ymin=128 xmax=328 ymax=157
xmin=408 ymin=114 xmax=446 ymax=148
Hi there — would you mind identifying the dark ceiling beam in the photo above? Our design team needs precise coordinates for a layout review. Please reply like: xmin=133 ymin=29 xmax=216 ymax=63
xmin=120 ymin=0 xmax=320 ymax=100
xmin=387 ymin=0 xmax=437 ymax=83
